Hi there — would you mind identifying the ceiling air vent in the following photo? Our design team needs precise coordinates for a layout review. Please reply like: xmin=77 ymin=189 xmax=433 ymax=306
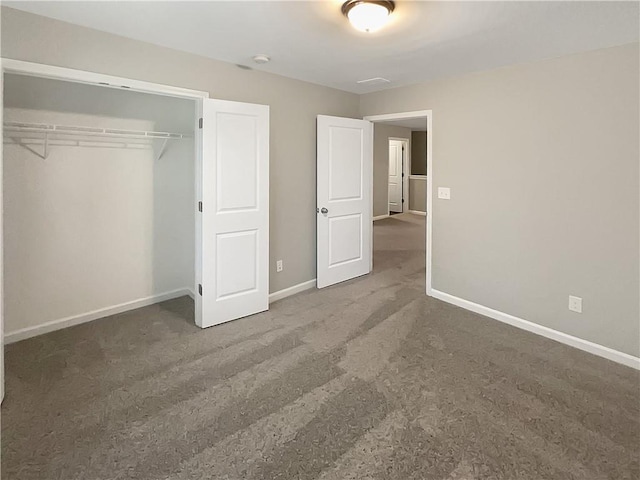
xmin=356 ymin=77 xmax=391 ymax=86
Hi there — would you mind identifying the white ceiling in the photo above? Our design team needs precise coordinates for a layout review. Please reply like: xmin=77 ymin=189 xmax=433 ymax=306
xmin=7 ymin=1 xmax=639 ymax=94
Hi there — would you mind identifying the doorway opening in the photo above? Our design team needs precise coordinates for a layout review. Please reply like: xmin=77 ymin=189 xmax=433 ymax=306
xmin=2 ymin=72 xmax=201 ymax=344
xmin=1 ymin=60 xmax=271 ymax=351
xmin=388 ymin=137 xmax=408 ymax=215
xmin=1 ymin=60 xmax=272 ymax=403
xmin=364 ymin=110 xmax=432 ymax=294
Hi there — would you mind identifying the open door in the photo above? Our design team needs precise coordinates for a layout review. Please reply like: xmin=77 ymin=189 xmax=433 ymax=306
xmin=196 ymin=99 xmax=269 ymax=328
xmin=388 ymin=140 xmax=403 ymax=213
xmin=317 ymin=115 xmax=373 ymax=289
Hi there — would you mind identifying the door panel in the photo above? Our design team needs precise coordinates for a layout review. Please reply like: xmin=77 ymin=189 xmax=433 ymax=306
xmin=216 ymin=229 xmax=258 ymax=298
xmin=216 ymin=113 xmax=258 ymax=211
xmin=329 ymin=127 xmax=363 ymax=200
xmin=198 ymin=99 xmax=269 ymax=328
xmin=388 ymin=140 xmax=403 ymax=213
xmin=329 ymin=214 xmax=362 ymax=266
xmin=317 ymin=115 xmax=372 ymax=289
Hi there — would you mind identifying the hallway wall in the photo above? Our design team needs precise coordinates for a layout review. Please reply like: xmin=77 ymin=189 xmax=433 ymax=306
xmin=373 ymin=123 xmax=411 ymax=217
xmin=408 ymin=178 xmax=426 ymax=213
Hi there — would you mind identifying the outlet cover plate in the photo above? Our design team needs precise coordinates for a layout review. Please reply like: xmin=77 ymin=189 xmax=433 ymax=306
xmin=438 ymin=187 xmax=451 ymax=200
xmin=569 ymin=295 xmax=582 ymax=313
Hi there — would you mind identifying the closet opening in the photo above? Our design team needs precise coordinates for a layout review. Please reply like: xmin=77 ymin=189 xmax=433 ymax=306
xmin=2 ymin=72 xmax=199 ymax=343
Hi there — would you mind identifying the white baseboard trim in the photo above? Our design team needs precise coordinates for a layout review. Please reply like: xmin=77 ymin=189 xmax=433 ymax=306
xmin=430 ymin=289 xmax=640 ymax=370
xmin=373 ymin=214 xmax=389 ymax=221
xmin=5 ymin=288 xmax=193 ymax=344
xmin=269 ymin=279 xmax=317 ymax=303
xmin=407 ymin=210 xmax=427 ymax=216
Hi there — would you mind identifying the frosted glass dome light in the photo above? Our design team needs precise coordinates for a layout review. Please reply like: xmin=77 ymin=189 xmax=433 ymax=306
xmin=342 ymin=0 xmax=395 ymax=33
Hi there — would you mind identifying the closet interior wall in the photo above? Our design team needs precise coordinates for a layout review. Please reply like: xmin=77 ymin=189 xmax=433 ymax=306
xmin=3 ymin=74 xmax=196 ymax=338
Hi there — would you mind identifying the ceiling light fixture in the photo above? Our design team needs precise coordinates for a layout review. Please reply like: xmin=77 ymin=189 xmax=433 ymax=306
xmin=341 ymin=0 xmax=395 ymax=33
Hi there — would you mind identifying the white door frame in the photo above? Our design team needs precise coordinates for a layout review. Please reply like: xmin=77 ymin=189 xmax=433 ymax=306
xmin=387 ymin=137 xmax=409 ymax=215
xmin=0 ymin=58 xmax=210 ymax=335
xmin=1 ymin=59 xmax=209 ymax=100
xmin=364 ymin=110 xmax=433 ymax=295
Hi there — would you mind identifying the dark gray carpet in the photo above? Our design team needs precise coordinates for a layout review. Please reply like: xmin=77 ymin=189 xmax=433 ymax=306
xmin=2 ymin=213 xmax=639 ymax=479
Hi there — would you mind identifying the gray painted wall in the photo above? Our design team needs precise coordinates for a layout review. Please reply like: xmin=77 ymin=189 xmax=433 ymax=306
xmin=0 ymin=5 xmax=4 ymax=398
xmin=373 ymin=123 xmax=411 ymax=217
xmin=1 ymin=7 xmax=360 ymax=294
xmin=409 ymin=178 xmax=426 ymax=213
xmin=361 ymin=43 xmax=640 ymax=357
xmin=411 ymin=131 xmax=427 ymax=176
xmin=409 ymin=130 xmax=427 ymax=213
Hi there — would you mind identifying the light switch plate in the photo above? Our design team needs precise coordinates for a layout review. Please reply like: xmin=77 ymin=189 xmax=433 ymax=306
xmin=568 ymin=295 xmax=582 ymax=313
xmin=438 ymin=187 xmax=451 ymax=200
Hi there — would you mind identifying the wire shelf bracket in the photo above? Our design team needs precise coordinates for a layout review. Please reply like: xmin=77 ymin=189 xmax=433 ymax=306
xmin=3 ymin=121 xmax=192 ymax=160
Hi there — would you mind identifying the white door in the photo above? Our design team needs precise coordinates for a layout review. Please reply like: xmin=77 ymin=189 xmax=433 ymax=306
xmin=388 ymin=140 xmax=403 ymax=213
xmin=317 ymin=115 xmax=372 ymax=289
xmin=197 ymin=99 xmax=269 ymax=328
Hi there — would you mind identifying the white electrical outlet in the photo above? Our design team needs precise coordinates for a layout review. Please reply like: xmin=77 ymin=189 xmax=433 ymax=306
xmin=438 ymin=187 xmax=451 ymax=200
xmin=568 ymin=295 xmax=582 ymax=313
xmin=276 ymin=260 xmax=283 ymax=273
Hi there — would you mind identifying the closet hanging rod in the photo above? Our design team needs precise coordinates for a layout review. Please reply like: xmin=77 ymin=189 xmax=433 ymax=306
xmin=3 ymin=121 xmax=193 ymax=140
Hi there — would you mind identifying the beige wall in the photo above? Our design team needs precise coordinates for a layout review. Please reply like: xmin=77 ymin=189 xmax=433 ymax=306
xmin=411 ymin=131 xmax=427 ymax=176
xmin=1 ymin=7 xmax=360 ymax=294
xmin=409 ymin=130 xmax=428 ymax=212
xmin=373 ymin=123 xmax=411 ymax=217
xmin=361 ymin=43 xmax=640 ymax=357
xmin=409 ymin=178 xmax=426 ymax=213
xmin=0 ymin=4 xmax=4 ymax=398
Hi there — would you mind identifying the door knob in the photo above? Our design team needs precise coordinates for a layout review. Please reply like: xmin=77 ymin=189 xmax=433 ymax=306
xmin=320 ymin=207 xmax=328 ymax=214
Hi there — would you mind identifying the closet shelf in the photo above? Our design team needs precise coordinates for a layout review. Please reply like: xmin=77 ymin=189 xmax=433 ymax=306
xmin=3 ymin=121 xmax=193 ymax=160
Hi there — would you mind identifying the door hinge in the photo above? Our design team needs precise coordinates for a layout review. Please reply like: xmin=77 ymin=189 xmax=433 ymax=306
xmin=198 ymin=201 xmax=203 ymax=212
xmin=199 ymin=118 xmax=203 ymax=129
xmin=198 ymin=284 xmax=202 ymax=296
xmin=402 ymin=198 xmax=405 ymax=203
xmin=402 ymin=172 xmax=405 ymax=177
